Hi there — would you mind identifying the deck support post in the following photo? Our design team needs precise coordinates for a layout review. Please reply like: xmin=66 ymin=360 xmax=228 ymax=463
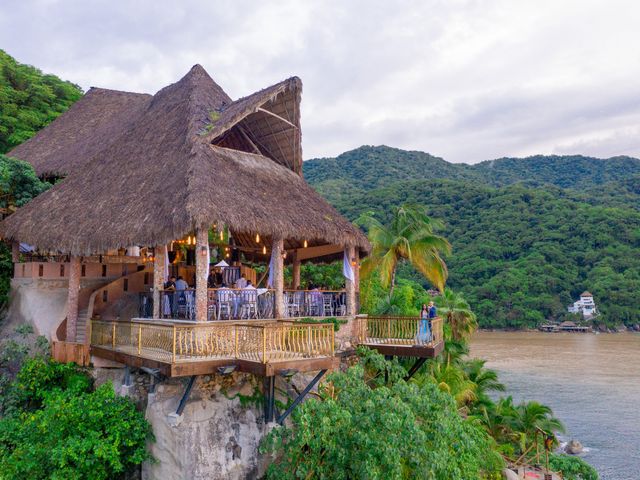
xmin=291 ymin=253 xmax=301 ymax=289
xmin=345 ymin=246 xmax=357 ymax=316
xmin=176 ymin=375 xmax=197 ymax=416
xmin=123 ymin=366 xmax=131 ymax=386
xmin=195 ymin=227 xmax=209 ymax=322
xmin=277 ymin=369 xmax=327 ymax=425
xmin=404 ymin=357 xmax=427 ymax=381
xmin=152 ymin=247 xmax=166 ymax=319
xmin=264 ymin=376 xmax=276 ymax=423
xmin=66 ymin=256 xmax=81 ymax=342
xmin=272 ymin=236 xmax=284 ymax=318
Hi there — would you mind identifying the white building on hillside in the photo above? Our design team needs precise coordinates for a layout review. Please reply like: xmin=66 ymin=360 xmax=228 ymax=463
xmin=568 ymin=291 xmax=597 ymax=318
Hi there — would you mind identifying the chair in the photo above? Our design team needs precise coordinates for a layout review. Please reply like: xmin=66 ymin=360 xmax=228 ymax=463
xmin=322 ymin=294 xmax=334 ymax=317
xmin=259 ymin=291 xmax=274 ymax=318
xmin=239 ymin=290 xmax=258 ymax=319
xmin=305 ymin=291 xmax=322 ymax=316
xmin=185 ymin=291 xmax=195 ymax=320
xmin=285 ymin=291 xmax=304 ymax=317
xmin=217 ymin=289 xmax=234 ymax=320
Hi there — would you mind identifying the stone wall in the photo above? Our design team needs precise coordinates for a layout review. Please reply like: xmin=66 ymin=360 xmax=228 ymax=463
xmin=7 ymin=278 xmax=107 ymax=339
xmin=142 ymin=374 xmax=268 ymax=480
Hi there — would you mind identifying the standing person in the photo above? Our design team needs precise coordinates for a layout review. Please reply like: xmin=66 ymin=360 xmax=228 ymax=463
xmin=418 ymin=304 xmax=430 ymax=344
xmin=164 ymin=276 xmax=176 ymax=317
xmin=427 ymin=301 xmax=437 ymax=342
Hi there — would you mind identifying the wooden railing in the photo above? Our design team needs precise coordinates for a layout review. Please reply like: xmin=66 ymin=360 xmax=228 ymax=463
xmin=90 ymin=319 xmax=334 ymax=364
xmin=358 ymin=316 xmax=443 ymax=346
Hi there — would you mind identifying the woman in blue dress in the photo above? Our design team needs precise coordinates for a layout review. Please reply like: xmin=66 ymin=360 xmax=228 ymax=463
xmin=418 ymin=304 xmax=430 ymax=344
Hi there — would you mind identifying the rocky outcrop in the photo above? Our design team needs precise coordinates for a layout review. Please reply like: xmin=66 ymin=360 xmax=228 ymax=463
xmin=564 ymin=439 xmax=584 ymax=455
xmin=142 ymin=374 xmax=269 ymax=480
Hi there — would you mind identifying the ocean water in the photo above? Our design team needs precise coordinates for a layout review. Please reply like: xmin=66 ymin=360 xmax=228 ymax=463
xmin=469 ymin=331 xmax=640 ymax=480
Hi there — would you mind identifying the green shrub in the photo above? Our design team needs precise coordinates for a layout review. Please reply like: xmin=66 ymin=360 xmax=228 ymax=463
xmin=261 ymin=348 xmax=503 ymax=479
xmin=548 ymin=453 xmax=599 ymax=480
xmin=297 ymin=316 xmax=347 ymax=331
xmin=0 ymin=359 xmax=153 ymax=480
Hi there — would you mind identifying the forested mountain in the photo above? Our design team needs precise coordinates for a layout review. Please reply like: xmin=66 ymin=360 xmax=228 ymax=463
xmin=304 ymin=146 xmax=640 ymax=328
xmin=0 ymin=50 xmax=82 ymax=154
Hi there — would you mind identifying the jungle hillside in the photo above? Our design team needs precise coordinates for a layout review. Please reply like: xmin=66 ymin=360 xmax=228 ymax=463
xmin=305 ymin=146 xmax=640 ymax=329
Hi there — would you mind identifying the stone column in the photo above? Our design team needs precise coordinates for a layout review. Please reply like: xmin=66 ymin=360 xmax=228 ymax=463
xmin=292 ymin=252 xmax=301 ymax=289
xmin=345 ymin=246 xmax=356 ymax=316
xmin=195 ymin=227 xmax=209 ymax=322
xmin=153 ymin=247 xmax=166 ymax=319
xmin=272 ymin=236 xmax=285 ymax=318
xmin=11 ymin=241 xmax=20 ymax=263
xmin=66 ymin=256 xmax=81 ymax=342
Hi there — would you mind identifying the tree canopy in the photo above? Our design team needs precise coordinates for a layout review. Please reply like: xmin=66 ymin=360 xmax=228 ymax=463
xmin=306 ymin=146 xmax=640 ymax=328
xmin=0 ymin=50 xmax=82 ymax=154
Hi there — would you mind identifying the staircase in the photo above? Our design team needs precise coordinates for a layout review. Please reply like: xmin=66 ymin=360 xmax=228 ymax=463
xmin=75 ymin=308 xmax=90 ymax=344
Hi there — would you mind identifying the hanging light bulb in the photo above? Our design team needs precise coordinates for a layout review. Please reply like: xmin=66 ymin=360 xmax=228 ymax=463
xmin=219 ymin=229 xmax=224 ymax=241
xmin=255 ymin=233 xmax=260 ymax=243
xmin=262 ymin=245 xmax=267 ymax=255
xmin=303 ymin=239 xmax=308 ymax=248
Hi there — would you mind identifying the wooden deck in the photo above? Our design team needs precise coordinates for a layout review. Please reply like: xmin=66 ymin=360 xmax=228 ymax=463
xmin=356 ymin=316 xmax=444 ymax=359
xmin=89 ymin=318 xmax=337 ymax=377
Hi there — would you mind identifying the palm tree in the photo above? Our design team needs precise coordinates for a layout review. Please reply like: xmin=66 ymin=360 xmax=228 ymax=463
xmin=358 ymin=205 xmax=451 ymax=296
xmin=462 ymin=359 xmax=505 ymax=407
xmin=437 ymin=288 xmax=478 ymax=342
xmin=416 ymin=362 xmax=477 ymax=410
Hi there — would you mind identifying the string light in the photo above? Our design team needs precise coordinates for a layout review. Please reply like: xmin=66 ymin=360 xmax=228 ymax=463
xmin=219 ymin=230 xmax=224 ymax=241
xmin=303 ymin=239 xmax=308 ymax=248
xmin=262 ymin=245 xmax=267 ymax=255
xmin=255 ymin=233 xmax=260 ymax=243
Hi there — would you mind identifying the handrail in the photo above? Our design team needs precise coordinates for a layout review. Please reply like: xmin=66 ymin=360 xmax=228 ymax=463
xmin=358 ymin=316 xmax=444 ymax=347
xmin=90 ymin=319 xmax=335 ymax=364
xmin=84 ymin=267 xmax=152 ymax=346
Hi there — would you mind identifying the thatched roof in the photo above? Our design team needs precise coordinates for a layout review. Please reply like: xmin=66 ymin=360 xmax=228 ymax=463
xmin=7 ymin=88 xmax=152 ymax=177
xmin=1 ymin=65 xmax=369 ymax=256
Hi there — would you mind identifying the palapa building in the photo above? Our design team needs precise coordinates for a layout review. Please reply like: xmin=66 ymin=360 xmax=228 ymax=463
xmin=1 ymin=65 xmax=374 ymax=368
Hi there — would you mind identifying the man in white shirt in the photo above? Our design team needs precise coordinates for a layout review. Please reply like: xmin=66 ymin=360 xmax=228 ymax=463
xmin=235 ymin=274 xmax=248 ymax=289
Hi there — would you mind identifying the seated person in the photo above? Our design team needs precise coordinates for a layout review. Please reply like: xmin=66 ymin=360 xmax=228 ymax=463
xmin=175 ymin=276 xmax=189 ymax=292
xmin=243 ymin=280 xmax=256 ymax=290
xmin=235 ymin=274 xmax=248 ymax=289
xmin=207 ymin=271 xmax=216 ymax=288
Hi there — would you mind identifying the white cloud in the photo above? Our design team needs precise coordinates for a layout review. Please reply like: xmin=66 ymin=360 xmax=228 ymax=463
xmin=2 ymin=0 xmax=640 ymax=162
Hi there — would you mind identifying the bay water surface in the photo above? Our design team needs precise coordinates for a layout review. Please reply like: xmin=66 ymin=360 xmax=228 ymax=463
xmin=469 ymin=331 xmax=640 ymax=480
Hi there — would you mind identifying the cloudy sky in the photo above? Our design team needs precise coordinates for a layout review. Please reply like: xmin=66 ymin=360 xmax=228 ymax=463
xmin=2 ymin=0 xmax=640 ymax=163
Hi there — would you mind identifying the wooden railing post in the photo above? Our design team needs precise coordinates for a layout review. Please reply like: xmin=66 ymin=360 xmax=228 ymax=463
xmin=262 ymin=327 xmax=267 ymax=363
xmin=235 ymin=325 xmax=239 ymax=358
xmin=112 ymin=322 xmax=116 ymax=349
xmin=137 ymin=324 xmax=142 ymax=355
xmin=172 ymin=325 xmax=176 ymax=363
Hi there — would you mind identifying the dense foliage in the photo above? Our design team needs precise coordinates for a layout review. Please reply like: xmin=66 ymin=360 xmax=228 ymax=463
xmin=262 ymin=348 xmax=503 ymax=479
xmin=0 ymin=155 xmax=51 ymax=310
xmin=0 ymin=358 xmax=153 ymax=480
xmin=0 ymin=50 xmax=82 ymax=154
xmin=305 ymin=146 xmax=640 ymax=327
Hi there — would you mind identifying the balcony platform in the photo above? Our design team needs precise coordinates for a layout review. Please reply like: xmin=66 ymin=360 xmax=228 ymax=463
xmin=91 ymin=345 xmax=338 ymax=377
xmin=89 ymin=318 xmax=337 ymax=378
xmin=356 ymin=316 xmax=445 ymax=359
xmin=359 ymin=341 xmax=444 ymax=358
